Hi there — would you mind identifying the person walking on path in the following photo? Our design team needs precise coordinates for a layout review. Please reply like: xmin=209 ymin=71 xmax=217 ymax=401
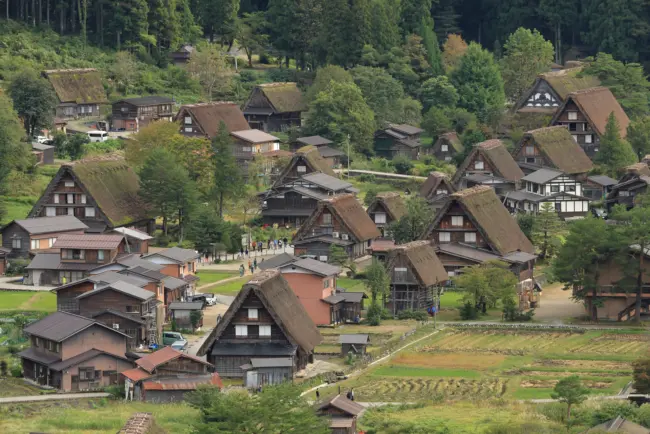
xmin=253 ymin=258 xmax=258 ymax=270
xmin=248 ymin=259 xmax=252 ymax=274
xmin=239 ymin=264 xmax=245 ymax=277
xmin=245 ymin=248 xmax=249 ymax=257
xmin=316 ymin=389 xmax=320 ymax=400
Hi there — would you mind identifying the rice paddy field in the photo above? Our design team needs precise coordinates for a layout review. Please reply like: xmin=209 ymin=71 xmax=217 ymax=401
xmin=325 ymin=327 xmax=648 ymax=402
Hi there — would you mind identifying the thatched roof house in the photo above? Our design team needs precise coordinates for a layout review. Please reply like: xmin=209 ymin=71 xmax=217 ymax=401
xmin=366 ymin=192 xmax=406 ymax=227
xmin=43 ymin=68 xmax=108 ymax=119
xmin=29 ymin=156 xmax=150 ymax=233
xmin=175 ymin=102 xmax=250 ymax=138
xmin=512 ymin=126 xmax=593 ymax=175
xmin=452 ymin=140 xmax=524 ymax=186
xmin=387 ymin=240 xmax=447 ymax=288
xmin=420 ymin=171 xmax=456 ymax=203
xmin=273 ymin=145 xmax=336 ymax=187
xmin=243 ymin=82 xmax=306 ymax=132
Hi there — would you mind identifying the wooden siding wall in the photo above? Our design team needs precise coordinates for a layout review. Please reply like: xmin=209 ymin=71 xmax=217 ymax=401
xmin=57 ymin=281 xmax=95 ymax=313
xmin=431 ymin=204 xmax=488 ymax=248
xmin=219 ymin=292 xmax=291 ymax=344
xmin=156 ymin=357 xmax=209 ymax=375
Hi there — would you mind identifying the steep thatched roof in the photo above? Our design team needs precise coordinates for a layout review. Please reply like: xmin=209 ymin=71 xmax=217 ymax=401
xmin=554 ymin=87 xmax=630 ymax=138
xmin=272 ymin=145 xmax=336 ymax=187
xmin=423 ymin=186 xmax=534 ymax=256
xmin=540 ymin=67 xmax=601 ymax=100
xmin=197 ymin=270 xmax=321 ymax=357
xmin=387 ymin=240 xmax=447 ymax=287
xmin=256 ymin=82 xmax=307 ymax=113
xmin=29 ymin=156 xmax=149 ymax=228
xmin=434 ymin=132 xmax=463 ymax=153
xmin=516 ymin=126 xmax=593 ymax=174
xmin=43 ymin=68 xmax=108 ymax=104
xmin=453 ymin=140 xmax=524 ymax=185
xmin=174 ymin=102 xmax=249 ymax=137
xmin=420 ymin=172 xmax=456 ymax=200
xmin=294 ymin=194 xmax=381 ymax=243
xmin=367 ymin=192 xmax=406 ymax=221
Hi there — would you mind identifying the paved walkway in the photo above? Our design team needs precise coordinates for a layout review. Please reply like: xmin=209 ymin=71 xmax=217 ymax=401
xmin=0 ymin=277 xmax=52 ymax=292
xmin=0 ymin=392 xmax=109 ymax=404
xmin=335 ymin=169 xmax=427 ymax=181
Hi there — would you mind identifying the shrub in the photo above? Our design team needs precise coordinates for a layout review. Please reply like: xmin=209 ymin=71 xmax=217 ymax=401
xmin=104 ymin=384 xmax=124 ymax=400
xmin=459 ymin=301 xmax=479 ymax=320
xmin=6 ymin=258 xmax=30 ymax=276
xmin=358 ymin=173 xmax=376 ymax=183
xmin=10 ymin=364 xmax=22 ymax=377
xmin=367 ymin=302 xmax=383 ymax=326
xmin=397 ymin=309 xmax=429 ymax=321
xmin=0 ymin=360 xmax=7 ymax=376
xmin=392 ymin=155 xmax=414 ymax=174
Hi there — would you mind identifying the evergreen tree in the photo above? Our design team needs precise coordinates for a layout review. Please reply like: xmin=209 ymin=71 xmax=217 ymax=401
xmin=431 ymin=0 xmax=461 ymax=41
xmin=351 ymin=65 xmax=408 ymax=128
xmin=500 ymin=27 xmax=554 ymax=102
xmin=267 ymin=0 xmax=321 ymax=68
xmin=450 ymin=42 xmax=505 ymax=124
xmin=369 ymin=0 xmax=400 ymax=53
xmin=388 ymin=196 xmax=430 ymax=244
xmin=418 ymin=75 xmax=459 ymax=111
xmin=399 ymin=0 xmax=432 ymax=35
xmin=7 ymin=70 xmax=57 ymax=137
xmin=107 ymin=0 xmax=150 ymax=49
xmin=320 ymin=0 xmax=371 ymax=67
xmin=419 ymin=17 xmax=444 ymax=77
xmin=538 ymin=0 xmax=577 ymax=64
xmin=305 ymin=81 xmax=375 ymax=154
xmin=197 ymin=0 xmax=239 ymax=44
xmin=596 ymin=112 xmax=637 ymax=177
xmin=551 ymin=376 xmax=589 ymax=421
xmin=211 ymin=122 xmax=242 ymax=218
xmin=532 ymin=202 xmax=564 ymax=260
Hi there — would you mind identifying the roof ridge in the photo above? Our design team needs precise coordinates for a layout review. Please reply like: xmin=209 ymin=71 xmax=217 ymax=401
xmin=182 ymin=101 xmax=237 ymax=108
xmin=258 ymin=82 xmax=297 ymax=87
xmin=477 ymin=139 xmax=503 ymax=150
xmin=392 ymin=240 xmax=432 ymax=251
xmin=44 ymin=68 xmax=98 ymax=74
xmin=451 ymin=185 xmax=492 ymax=198
xmin=568 ymin=86 xmax=608 ymax=96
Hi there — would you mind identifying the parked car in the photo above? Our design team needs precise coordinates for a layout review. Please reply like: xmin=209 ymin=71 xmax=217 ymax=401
xmin=170 ymin=340 xmax=188 ymax=352
xmin=87 ymin=130 xmax=108 ymax=142
xmin=35 ymin=136 xmax=49 ymax=144
xmin=193 ymin=293 xmax=216 ymax=306
xmin=162 ymin=331 xmax=186 ymax=346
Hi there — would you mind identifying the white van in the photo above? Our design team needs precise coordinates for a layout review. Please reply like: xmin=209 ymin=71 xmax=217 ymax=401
xmin=87 ymin=130 xmax=108 ymax=142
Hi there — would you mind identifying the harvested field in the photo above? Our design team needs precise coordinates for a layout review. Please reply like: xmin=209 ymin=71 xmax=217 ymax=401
xmin=522 ymin=370 xmax=628 ymax=378
xmin=534 ymin=359 xmax=631 ymax=371
xmin=520 ymin=379 xmax=612 ymax=389
xmin=391 ymin=353 xmax=506 ymax=370
xmin=355 ymin=378 xmax=508 ymax=401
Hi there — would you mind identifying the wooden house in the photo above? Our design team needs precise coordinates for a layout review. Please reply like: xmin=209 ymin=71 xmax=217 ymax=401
xmin=605 ymin=163 xmax=650 ymax=212
xmin=243 ymin=82 xmax=306 ymax=132
xmin=43 ymin=68 xmax=108 ymax=119
xmin=143 ymin=246 xmax=200 ymax=294
xmin=197 ymin=270 xmax=322 ymax=385
xmin=386 ymin=240 xmax=448 ymax=314
xmin=452 ymin=140 xmax=524 ymax=193
xmin=339 ymin=334 xmax=369 ymax=357
xmin=25 ymin=234 xmax=127 ymax=286
xmin=169 ymin=45 xmax=194 ymax=65
xmin=512 ymin=126 xmax=593 ymax=176
xmin=111 ymin=96 xmax=174 ymax=132
xmin=429 ymin=132 xmax=463 ymax=162
xmin=583 ymin=175 xmax=618 ymax=201
xmin=419 ymin=171 xmax=456 ymax=212
xmin=273 ymin=145 xmax=337 ymax=187
xmin=422 ymin=186 xmax=536 ymax=282
xmin=366 ymin=192 xmax=406 ymax=237
xmin=502 ymin=168 xmax=591 ymax=218
xmin=293 ymin=194 xmax=381 ymax=261
xmin=550 ymin=87 xmax=630 ymax=159
xmin=514 ymin=67 xmax=601 ymax=114
xmin=110 ymin=227 xmax=153 ymax=255
xmin=168 ymin=301 xmax=204 ymax=330
xmin=291 ymin=136 xmax=345 ymax=168
xmin=261 ymin=172 xmax=357 ymax=227
xmin=373 ymin=124 xmax=423 ymax=160
xmin=316 ymin=395 xmax=365 ymax=434
xmin=1 ymin=216 xmax=87 ymax=259
xmin=32 ymin=142 xmax=55 ymax=165
xmin=28 ymin=156 xmax=152 ymax=234
xmin=229 ymin=129 xmax=282 ymax=175
xmin=121 ymin=346 xmax=220 ymax=403
xmin=175 ymin=102 xmax=250 ymax=139
xmin=18 ymin=311 xmax=133 ymax=392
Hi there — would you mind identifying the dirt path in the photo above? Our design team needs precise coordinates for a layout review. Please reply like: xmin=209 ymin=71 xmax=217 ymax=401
xmin=0 ymin=392 xmax=109 ymax=404
xmin=18 ymin=293 xmax=42 ymax=310
xmin=533 ymin=282 xmax=585 ymax=324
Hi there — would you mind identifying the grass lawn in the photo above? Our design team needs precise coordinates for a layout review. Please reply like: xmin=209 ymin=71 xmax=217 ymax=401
xmin=322 ymin=327 xmax=642 ymax=402
xmin=337 ymin=277 xmax=367 ymax=293
xmin=0 ymin=378 xmax=50 ymax=398
xmin=195 ymin=271 xmax=236 ymax=286
xmin=0 ymin=400 xmax=200 ymax=433
xmin=204 ymin=276 xmax=251 ymax=295
xmin=0 ymin=291 xmax=56 ymax=311
xmin=0 ymin=198 xmax=34 ymax=225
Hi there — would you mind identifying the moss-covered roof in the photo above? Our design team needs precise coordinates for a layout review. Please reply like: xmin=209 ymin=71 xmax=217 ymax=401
xmin=258 ymin=82 xmax=307 ymax=113
xmin=523 ymin=126 xmax=593 ymax=174
xmin=540 ymin=67 xmax=601 ymax=100
xmin=43 ymin=68 xmax=108 ymax=104
xmin=69 ymin=157 xmax=149 ymax=226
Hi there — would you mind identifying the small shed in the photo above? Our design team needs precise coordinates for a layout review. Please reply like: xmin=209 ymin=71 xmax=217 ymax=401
xmin=339 ymin=334 xmax=370 ymax=356
xmin=32 ymin=143 xmax=55 ymax=165
xmin=241 ymin=357 xmax=294 ymax=388
xmin=167 ymin=301 xmax=203 ymax=330
xmin=317 ymin=394 xmax=365 ymax=434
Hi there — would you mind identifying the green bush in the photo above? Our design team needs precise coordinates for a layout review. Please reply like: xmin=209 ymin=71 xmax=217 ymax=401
xmin=391 ymin=155 xmax=414 ymax=174
xmin=397 ymin=309 xmax=429 ymax=321
xmin=367 ymin=302 xmax=383 ymax=326
xmin=358 ymin=173 xmax=376 ymax=183
xmin=6 ymin=258 xmax=30 ymax=276
xmin=459 ymin=301 xmax=479 ymax=320
xmin=10 ymin=364 xmax=22 ymax=377
xmin=104 ymin=384 xmax=124 ymax=400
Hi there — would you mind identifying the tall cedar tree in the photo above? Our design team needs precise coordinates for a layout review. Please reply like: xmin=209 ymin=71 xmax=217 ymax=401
xmin=611 ymin=195 xmax=650 ymax=322
xmin=419 ymin=17 xmax=444 ymax=77
xmin=532 ymin=202 xmax=564 ymax=260
xmin=399 ymin=0 xmax=432 ymax=35
xmin=107 ymin=0 xmax=149 ymax=49
xmin=139 ymin=147 xmax=197 ymax=238
xmin=197 ymin=0 xmax=239 ymax=44
xmin=552 ymin=217 xmax=620 ymax=321
xmin=211 ymin=122 xmax=242 ymax=218
xmin=369 ymin=0 xmax=400 ymax=53
xmin=8 ymin=70 xmax=57 ymax=137
xmin=450 ymin=42 xmax=505 ymax=124
xmin=595 ymin=112 xmax=637 ymax=178
xmin=632 ymin=357 xmax=650 ymax=394
xmin=320 ymin=0 xmax=371 ymax=67
xmin=267 ymin=0 xmax=321 ymax=68
xmin=627 ymin=116 xmax=650 ymax=161
xmin=538 ymin=0 xmax=577 ymax=64
xmin=305 ymin=80 xmax=375 ymax=155
xmin=500 ymin=27 xmax=554 ymax=102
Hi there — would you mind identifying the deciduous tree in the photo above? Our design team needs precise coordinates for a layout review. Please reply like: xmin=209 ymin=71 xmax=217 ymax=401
xmin=389 ymin=196 xmax=430 ymax=244
xmin=237 ymin=12 xmax=269 ymax=68
xmin=306 ymin=65 xmax=353 ymax=102
xmin=0 ymin=94 xmax=30 ymax=221
xmin=551 ymin=375 xmax=589 ymax=421
xmin=418 ymin=75 xmax=459 ymax=111
xmin=452 ymin=261 xmax=517 ymax=310
xmin=633 ymin=356 xmax=650 ymax=394
xmin=187 ymin=44 xmax=233 ymax=100
xmin=441 ymin=34 xmax=467 ymax=72
xmin=500 ymin=27 xmax=554 ymax=102
xmin=626 ymin=116 xmax=650 ymax=160
xmin=365 ymin=258 xmax=390 ymax=305
xmin=351 ymin=66 xmax=409 ymax=128
xmin=211 ymin=122 xmax=242 ymax=218
xmin=8 ymin=70 xmax=57 ymax=137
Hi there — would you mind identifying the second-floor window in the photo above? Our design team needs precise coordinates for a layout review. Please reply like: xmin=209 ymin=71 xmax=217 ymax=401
xmin=394 ymin=267 xmax=407 ymax=282
xmin=451 ymin=216 xmax=463 ymax=227
xmin=85 ymin=207 xmax=96 ymax=217
xmin=374 ymin=212 xmax=386 ymax=224
xmin=65 ymin=181 xmax=74 ymax=187
xmin=568 ymin=111 xmax=578 ymax=120
xmin=585 ymin=135 xmax=593 ymax=144
xmin=235 ymin=325 xmax=248 ymax=337
xmin=31 ymin=240 xmax=38 ymax=250
xmin=248 ymin=308 xmax=258 ymax=320
xmin=465 ymin=232 xmax=477 ymax=243
xmin=297 ymin=165 xmax=306 ymax=173
xmin=322 ymin=213 xmax=332 ymax=225
xmin=126 ymin=305 xmax=140 ymax=313
xmin=525 ymin=145 xmax=535 ymax=156
xmin=441 ymin=144 xmax=448 ymax=152
xmin=474 ymin=161 xmax=484 ymax=170
xmin=46 ymin=207 xmax=55 ymax=217
xmin=436 ymin=189 xmax=447 ymax=195
xmin=439 ymin=232 xmax=451 ymax=243
xmin=323 ymin=279 xmax=330 ymax=288
xmin=98 ymin=250 xmax=105 ymax=262
xmin=63 ymin=249 xmax=84 ymax=260
xmin=49 ymin=238 xmax=56 ymax=247
xmin=184 ymin=116 xmax=192 ymax=125
xmin=12 ymin=238 xmax=21 ymax=249
xmin=259 ymin=325 xmax=271 ymax=337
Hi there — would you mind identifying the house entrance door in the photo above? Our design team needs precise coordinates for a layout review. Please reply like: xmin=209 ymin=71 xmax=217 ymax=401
xmin=71 ymin=375 xmax=79 ymax=392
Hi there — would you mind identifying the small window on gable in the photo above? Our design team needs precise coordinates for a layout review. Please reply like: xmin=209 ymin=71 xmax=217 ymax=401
xmin=259 ymin=325 xmax=271 ymax=337
xmin=436 ymin=189 xmax=447 ymax=195
xmin=81 ymin=194 xmax=86 ymax=204
xmin=46 ymin=207 xmax=55 ymax=217
xmin=441 ymin=144 xmax=448 ymax=152
xmin=65 ymin=181 xmax=74 ymax=187
xmin=248 ymin=308 xmax=258 ymax=320
xmin=297 ymin=165 xmax=307 ymax=173
xmin=374 ymin=212 xmax=386 ymax=224
xmin=525 ymin=145 xmax=535 ymax=156
xmin=184 ymin=116 xmax=192 ymax=125
xmin=322 ymin=213 xmax=332 ymax=225
xmin=585 ymin=134 xmax=593 ymax=144
xmin=236 ymin=325 xmax=248 ymax=337
xmin=474 ymin=161 xmax=484 ymax=170
xmin=85 ymin=207 xmax=95 ymax=217
xmin=568 ymin=111 xmax=578 ymax=121
xmin=451 ymin=216 xmax=463 ymax=227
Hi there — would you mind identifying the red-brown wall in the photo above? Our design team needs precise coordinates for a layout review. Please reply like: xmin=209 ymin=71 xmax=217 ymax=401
xmin=282 ymin=273 xmax=336 ymax=326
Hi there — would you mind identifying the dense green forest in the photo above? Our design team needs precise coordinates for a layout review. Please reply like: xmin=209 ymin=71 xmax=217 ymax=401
xmin=2 ymin=0 xmax=650 ymax=67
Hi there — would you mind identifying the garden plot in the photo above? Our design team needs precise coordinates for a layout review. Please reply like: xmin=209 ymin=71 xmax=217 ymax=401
xmin=354 ymin=377 xmax=508 ymax=401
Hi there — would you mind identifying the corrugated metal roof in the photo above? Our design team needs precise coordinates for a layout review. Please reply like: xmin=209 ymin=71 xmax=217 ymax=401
xmin=112 ymin=227 xmax=153 ymax=241
xmin=145 ymin=246 xmax=199 ymax=263
xmin=318 ymin=395 xmax=365 ymax=416
xmin=53 ymin=234 xmax=124 ymax=249
xmin=250 ymin=357 xmax=293 ymax=368
xmin=296 ymin=136 xmax=333 ymax=146
xmin=77 ymin=280 xmax=155 ymax=301
xmin=258 ymin=253 xmax=297 ymax=270
xmin=168 ymin=301 xmax=203 ymax=310
xmin=301 ymin=172 xmax=352 ymax=192
xmin=337 ymin=291 xmax=367 ymax=303
xmin=26 ymin=253 xmax=61 ymax=270
xmin=13 ymin=216 xmax=88 ymax=234
xmin=90 ymin=271 xmax=150 ymax=287
xmin=142 ymin=373 xmax=223 ymax=390
xmin=121 ymin=367 xmax=152 ymax=382
xmin=521 ymin=168 xmax=564 ymax=184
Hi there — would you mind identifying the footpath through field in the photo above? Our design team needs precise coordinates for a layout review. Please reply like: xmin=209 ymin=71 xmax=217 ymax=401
xmin=0 ymin=392 xmax=109 ymax=404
